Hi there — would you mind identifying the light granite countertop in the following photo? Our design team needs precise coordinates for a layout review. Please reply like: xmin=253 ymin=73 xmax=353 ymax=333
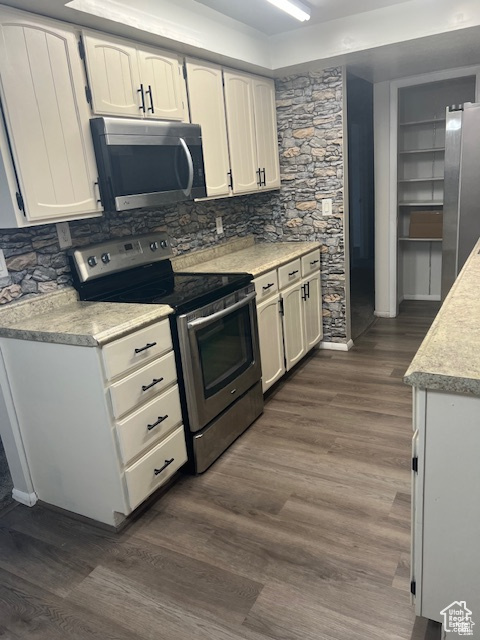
xmin=0 ymin=236 xmax=319 ymax=347
xmin=404 ymin=238 xmax=480 ymax=395
xmin=175 ymin=240 xmax=321 ymax=277
xmin=0 ymin=289 xmax=173 ymax=347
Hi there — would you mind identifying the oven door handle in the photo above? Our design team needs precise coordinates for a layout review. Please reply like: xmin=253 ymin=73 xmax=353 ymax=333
xmin=187 ymin=291 xmax=256 ymax=330
xmin=179 ymin=137 xmax=194 ymax=197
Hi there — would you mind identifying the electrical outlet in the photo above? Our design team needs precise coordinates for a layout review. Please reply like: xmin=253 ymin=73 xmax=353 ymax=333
xmin=56 ymin=222 xmax=72 ymax=249
xmin=322 ymin=199 xmax=333 ymax=215
xmin=216 ymin=216 xmax=224 ymax=235
xmin=0 ymin=249 xmax=8 ymax=279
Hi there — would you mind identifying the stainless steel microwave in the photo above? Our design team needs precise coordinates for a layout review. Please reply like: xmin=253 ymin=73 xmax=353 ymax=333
xmin=90 ymin=117 xmax=207 ymax=211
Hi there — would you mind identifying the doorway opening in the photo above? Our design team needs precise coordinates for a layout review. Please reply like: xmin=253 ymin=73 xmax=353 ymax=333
xmin=347 ymin=73 xmax=375 ymax=340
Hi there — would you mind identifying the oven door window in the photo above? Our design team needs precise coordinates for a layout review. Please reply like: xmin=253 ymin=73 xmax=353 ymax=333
xmin=196 ymin=306 xmax=254 ymax=398
xmin=108 ymin=143 xmax=189 ymax=196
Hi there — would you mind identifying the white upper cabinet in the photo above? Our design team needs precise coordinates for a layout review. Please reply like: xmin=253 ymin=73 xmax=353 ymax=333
xmin=252 ymin=76 xmax=281 ymax=189
xmin=0 ymin=7 xmax=102 ymax=225
xmin=186 ymin=58 xmax=230 ymax=198
xmin=223 ymin=70 xmax=259 ymax=194
xmin=223 ymin=69 xmax=280 ymax=195
xmin=138 ymin=47 xmax=186 ymax=121
xmin=83 ymin=32 xmax=186 ymax=121
xmin=83 ymin=32 xmax=141 ymax=117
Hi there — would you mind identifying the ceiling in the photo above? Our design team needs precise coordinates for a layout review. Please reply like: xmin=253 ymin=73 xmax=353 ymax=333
xmin=193 ymin=0 xmax=413 ymax=36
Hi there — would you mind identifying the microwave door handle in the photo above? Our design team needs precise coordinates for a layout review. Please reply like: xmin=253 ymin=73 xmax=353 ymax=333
xmin=187 ymin=291 xmax=256 ymax=330
xmin=179 ymin=137 xmax=194 ymax=197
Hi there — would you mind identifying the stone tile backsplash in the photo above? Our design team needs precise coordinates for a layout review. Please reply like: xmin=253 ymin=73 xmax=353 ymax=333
xmin=0 ymin=67 xmax=347 ymax=342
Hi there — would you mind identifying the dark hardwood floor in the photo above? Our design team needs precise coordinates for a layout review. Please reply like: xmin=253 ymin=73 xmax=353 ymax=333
xmin=0 ymin=301 xmax=442 ymax=639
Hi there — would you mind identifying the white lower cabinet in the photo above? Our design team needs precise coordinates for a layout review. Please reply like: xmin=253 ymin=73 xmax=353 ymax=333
xmin=303 ymin=271 xmax=323 ymax=349
xmin=254 ymin=251 xmax=323 ymax=392
xmin=411 ymin=387 xmax=480 ymax=625
xmin=0 ymin=317 xmax=186 ymax=526
xmin=257 ymin=294 xmax=285 ymax=392
xmin=282 ymin=280 xmax=307 ymax=371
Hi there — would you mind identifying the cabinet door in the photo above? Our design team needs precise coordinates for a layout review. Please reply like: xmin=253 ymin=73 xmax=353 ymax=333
xmin=0 ymin=11 xmax=102 ymax=222
xmin=186 ymin=59 xmax=230 ymax=197
xmin=138 ymin=47 xmax=186 ymax=121
xmin=281 ymin=282 xmax=307 ymax=371
xmin=83 ymin=32 xmax=142 ymax=117
xmin=303 ymin=273 xmax=323 ymax=349
xmin=223 ymin=70 xmax=258 ymax=194
xmin=252 ymin=76 xmax=281 ymax=190
xmin=257 ymin=294 xmax=285 ymax=392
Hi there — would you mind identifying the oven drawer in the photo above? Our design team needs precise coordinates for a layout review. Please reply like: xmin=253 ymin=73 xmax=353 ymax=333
xmin=109 ymin=351 xmax=177 ymax=419
xmin=102 ymin=320 xmax=173 ymax=381
xmin=301 ymin=249 xmax=321 ymax=277
xmin=278 ymin=258 xmax=301 ymax=289
xmin=254 ymin=269 xmax=278 ymax=301
xmin=115 ymin=385 xmax=183 ymax=465
xmin=124 ymin=425 xmax=187 ymax=511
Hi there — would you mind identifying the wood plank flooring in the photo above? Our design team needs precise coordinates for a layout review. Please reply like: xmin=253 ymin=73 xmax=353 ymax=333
xmin=0 ymin=301 xmax=442 ymax=639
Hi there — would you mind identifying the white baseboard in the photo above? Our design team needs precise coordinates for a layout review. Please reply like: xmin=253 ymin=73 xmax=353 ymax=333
xmin=12 ymin=489 xmax=37 ymax=507
xmin=318 ymin=339 xmax=354 ymax=351
xmin=403 ymin=294 xmax=441 ymax=301
xmin=374 ymin=310 xmax=396 ymax=318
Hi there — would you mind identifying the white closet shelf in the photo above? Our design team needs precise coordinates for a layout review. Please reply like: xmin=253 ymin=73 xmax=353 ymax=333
xmin=399 ymin=147 xmax=445 ymax=154
xmin=398 ymin=237 xmax=443 ymax=242
xmin=399 ymin=117 xmax=446 ymax=126
xmin=398 ymin=177 xmax=444 ymax=183
xmin=399 ymin=202 xmax=444 ymax=207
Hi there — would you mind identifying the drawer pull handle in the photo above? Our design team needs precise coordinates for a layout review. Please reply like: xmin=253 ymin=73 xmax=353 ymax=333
xmin=262 ymin=283 xmax=274 ymax=290
xmin=135 ymin=342 xmax=157 ymax=354
xmin=142 ymin=377 xmax=164 ymax=392
xmin=310 ymin=260 xmax=319 ymax=266
xmin=147 ymin=415 xmax=169 ymax=431
xmin=154 ymin=458 xmax=174 ymax=476
xmin=288 ymin=270 xmax=299 ymax=276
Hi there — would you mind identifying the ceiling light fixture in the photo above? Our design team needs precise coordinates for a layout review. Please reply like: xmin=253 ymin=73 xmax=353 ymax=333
xmin=266 ymin=0 xmax=311 ymax=22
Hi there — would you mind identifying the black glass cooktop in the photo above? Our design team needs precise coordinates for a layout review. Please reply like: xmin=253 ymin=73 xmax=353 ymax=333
xmin=98 ymin=271 xmax=252 ymax=313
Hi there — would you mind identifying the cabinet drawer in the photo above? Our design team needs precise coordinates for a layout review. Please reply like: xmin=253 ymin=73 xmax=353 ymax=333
xmin=301 ymin=249 xmax=321 ymax=277
xmin=116 ymin=384 xmax=183 ymax=465
xmin=254 ymin=269 xmax=278 ymax=301
xmin=278 ymin=258 xmax=301 ymax=289
xmin=102 ymin=320 xmax=172 ymax=381
xmin=109 ymin=351 xmax=177 ymax=419
xmin=125 ymin=425 xmax=187 ymax=511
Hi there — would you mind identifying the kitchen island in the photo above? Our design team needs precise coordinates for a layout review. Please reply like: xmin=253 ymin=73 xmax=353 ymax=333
xmin=404 ymin=237 xmax=480 ymax=628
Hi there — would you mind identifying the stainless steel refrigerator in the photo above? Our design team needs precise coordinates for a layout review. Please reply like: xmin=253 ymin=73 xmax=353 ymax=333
xmin=442 ymin=103 xmax=480 ymax=299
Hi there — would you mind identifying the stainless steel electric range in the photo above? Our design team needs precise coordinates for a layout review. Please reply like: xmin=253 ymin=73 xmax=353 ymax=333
xmin=69 ymin=232 xmax=263 ymax=473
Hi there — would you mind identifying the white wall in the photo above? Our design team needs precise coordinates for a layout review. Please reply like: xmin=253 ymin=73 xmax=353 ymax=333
xmin=270 ymin=0 xmax=480 ymax=72
xmin=374 ymin=81 xmax=396 ymax=317
xmin=65 ymin=0 xmax=273 ymax=70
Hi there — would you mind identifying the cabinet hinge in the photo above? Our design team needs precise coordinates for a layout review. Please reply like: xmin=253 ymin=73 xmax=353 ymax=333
xmin=412 ymin=456 xmax=418 ymax=473
xmin=15 ymin=191 xmax=24 ymax=212
xmin=279 ymin=298 xmax=284 ymax=316
xmin=410 ymin=580 xmax=416 ymax=596
xmin=85 ymin=85 xmax=92 ymax=106
xmin=78 ymin=36 xmax=85 ymax=60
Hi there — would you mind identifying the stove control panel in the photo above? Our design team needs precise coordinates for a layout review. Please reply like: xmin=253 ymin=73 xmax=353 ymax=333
xmin=69 ymin=232 xmax=172 ymax=283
